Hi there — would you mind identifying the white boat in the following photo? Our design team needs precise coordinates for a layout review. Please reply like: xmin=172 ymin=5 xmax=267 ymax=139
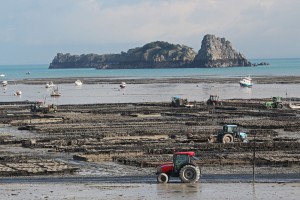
xmin=46 ymin=81 xmax=55 ymax=88
xmin=15 ymin=90 xmax=22 ymax=96
xmin=239 ymin=75 xmax=253 ymax=87
xmin=50 ymin=87 xmax=61 ymax=97
xmin=120 ymin=82 xmax=126 ymax=88
xmin=289 ymin=103 xmax=300 ymax=109
xmin=75 ymin=80 xmax=83 ymax=86
xmin=2 ymin=80 xmax=8 ymax=86
xmin=0 ymin=74 xmax=5 ymax=77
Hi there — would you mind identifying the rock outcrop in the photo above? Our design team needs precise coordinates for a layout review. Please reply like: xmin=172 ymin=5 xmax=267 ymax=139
xmin=49 ymin=41 xmax=196 ymax=69
xmin=191 ymin=34 xmax=251 ymax=68
xmin=49 ymin=35 xmax=251 ymax=69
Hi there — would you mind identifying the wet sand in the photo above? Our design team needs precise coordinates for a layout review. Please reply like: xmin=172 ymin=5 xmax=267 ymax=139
xmin=0 ymin=182 xmax=299 ymax=200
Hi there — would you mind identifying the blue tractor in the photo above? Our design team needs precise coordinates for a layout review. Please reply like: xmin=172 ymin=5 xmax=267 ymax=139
xmin=209 ymin=124 xmax=248 ymax=143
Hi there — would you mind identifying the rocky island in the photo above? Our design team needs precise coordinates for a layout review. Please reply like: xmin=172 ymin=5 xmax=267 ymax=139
xmin=49 ymin=34 xmax=252 ymax=69
xmin=190 ymin=34 xmax=251 ymax=67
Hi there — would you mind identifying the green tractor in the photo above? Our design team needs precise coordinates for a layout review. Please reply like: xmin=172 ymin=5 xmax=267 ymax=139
xmin=264 ymin=97 xmax=283 ymax=109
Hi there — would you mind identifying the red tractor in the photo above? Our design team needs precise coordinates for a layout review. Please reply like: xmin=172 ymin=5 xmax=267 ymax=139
xmin=156 ymin=151 xmax=200 ymax=183
xmin=206 ymin=95 xmax=222 ymax=106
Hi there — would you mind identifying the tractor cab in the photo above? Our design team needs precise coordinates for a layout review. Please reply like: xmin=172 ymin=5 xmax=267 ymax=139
xmin=209 ymin=95 xmax=219 ymax=102
xmin=156 ymin=151 xmax=200 ymax=183
xmin=273 ymin=96 xmax=282 ymax=103
xmin=207 ymin=95 xmax=222 ymax=106
xmin=173 ymin=152 xmax=195 ymax=174
xmin=217 ymin=124 xmax=248 ymax=143
xmin=222 ymin=124 xmax=238 ymax=136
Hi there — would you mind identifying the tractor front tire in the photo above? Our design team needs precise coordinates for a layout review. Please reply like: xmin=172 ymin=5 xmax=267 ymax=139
xmin=222 ymin=134 xmax=234 ymax=144
xmin=208 ymin=136 xmax=217 ymax=143
xmin=157 ymin=173 xmax=169 ymax=184
xmin=179 ymin=165 xmax=200 ymax=183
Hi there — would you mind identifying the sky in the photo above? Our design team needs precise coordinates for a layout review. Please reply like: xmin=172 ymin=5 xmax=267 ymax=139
xmin=0 ymin=0 xmax=299 ymax=65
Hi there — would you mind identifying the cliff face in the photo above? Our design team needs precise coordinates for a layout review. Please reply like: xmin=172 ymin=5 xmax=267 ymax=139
xmin=191 ymin=34 xmax=251 ymax=67
xmin=49 ymin=35 xmax=251 ymax=69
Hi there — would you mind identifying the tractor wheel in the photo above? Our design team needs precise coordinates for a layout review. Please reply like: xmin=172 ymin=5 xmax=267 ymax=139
xmin=222 ymin=134 xmax=234 ymax=144
xmin=179 ymin=165 xmax=200 ymax=183
xmin=157 ymin=173 xmax=169 ymax=184
xmin=277 ymin=103 xmax=283 ymax=109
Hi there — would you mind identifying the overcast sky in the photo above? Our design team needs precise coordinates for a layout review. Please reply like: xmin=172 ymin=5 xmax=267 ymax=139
xmin=0 ymin=0 xmax=299 ymax=65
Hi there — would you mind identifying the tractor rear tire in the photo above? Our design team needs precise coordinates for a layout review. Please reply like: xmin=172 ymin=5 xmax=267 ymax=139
xmin=157 ymin=173 xmax=169 ymax=184
xmin=277 ymin=103 xmax=283 ymax=109
xmin=179 ymin=165 xmax=200 ymax=183
xmin=222 ymin=134 xmax=234 ymax=144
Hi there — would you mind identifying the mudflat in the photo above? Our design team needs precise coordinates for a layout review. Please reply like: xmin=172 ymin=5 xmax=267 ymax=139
xmin=0 ymin=76 xmax=300 ymax=199
xmin=1 ymin=99 xmax=300 ymax=176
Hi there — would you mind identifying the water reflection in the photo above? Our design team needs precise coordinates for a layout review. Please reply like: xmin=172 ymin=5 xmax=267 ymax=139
xmin=252 ymin=183 xmax=257 ymax=200
xmin=240 ymin=87 xmax=253 ymax=98
xmin=157 ymin=183 xmax=200 ymax=197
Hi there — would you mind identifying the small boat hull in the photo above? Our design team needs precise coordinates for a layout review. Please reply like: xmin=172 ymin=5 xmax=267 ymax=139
xmin=2 ymin=81 xmax=8 ymax=86
xmin=289 ymin=103 xmax=300 ymax=109
xmin=51 ymin=87 xmax=61 ymax=97
xmin=120 ymin=82 xmax=126 ymax=88
xmin=46 ymin=82 xmax=55 ymax=88
xmin=15 ymin=91 xmax=22 ymax=95
xmin=240 ymin=83 xmax=253 ymax=88
xmin=75 ymin=80 xmax=83 ymax=86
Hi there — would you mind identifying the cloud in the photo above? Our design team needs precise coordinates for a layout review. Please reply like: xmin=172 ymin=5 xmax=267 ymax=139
xmin=0 ymin=0 xmax=300 ymax=64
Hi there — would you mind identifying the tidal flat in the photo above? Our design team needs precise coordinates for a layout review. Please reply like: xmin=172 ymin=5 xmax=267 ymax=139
xmin=0 ymin=76 xmax=300 ymax=199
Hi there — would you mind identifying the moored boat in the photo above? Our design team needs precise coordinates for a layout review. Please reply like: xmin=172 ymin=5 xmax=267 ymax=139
xmin=50 ymin=87 xmax=61 ymax=97
xmin=239 ymin=75 xmax=253 ymax=87
xmin=0 ymin=74 xmax=5 ymax=77
xmin=289 ymin=103 xmax=300 ymax=109
xmin=2 ymin=80 xmax=8 ymax=86
xmin=15 ymin=90 xmax=22 ymax=96
xmin=75 ymin=80 xmax=83 ymax=86
xmin=46 ymin=81 xmax=55 ymax=88
xmin=120 ymin=82 xmax=126 ymax=88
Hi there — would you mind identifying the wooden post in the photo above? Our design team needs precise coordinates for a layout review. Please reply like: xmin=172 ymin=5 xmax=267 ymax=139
xmin=252 ymin=132 xmax=256 ymax=183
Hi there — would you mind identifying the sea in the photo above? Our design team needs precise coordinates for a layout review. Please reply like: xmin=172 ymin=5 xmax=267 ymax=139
xmin=0 ymin=58 xmax=299 ymax=105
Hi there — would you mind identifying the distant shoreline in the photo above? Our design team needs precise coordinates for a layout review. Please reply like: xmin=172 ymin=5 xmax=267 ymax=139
xmin=10 ymin=75 xmax=300 ymax=85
